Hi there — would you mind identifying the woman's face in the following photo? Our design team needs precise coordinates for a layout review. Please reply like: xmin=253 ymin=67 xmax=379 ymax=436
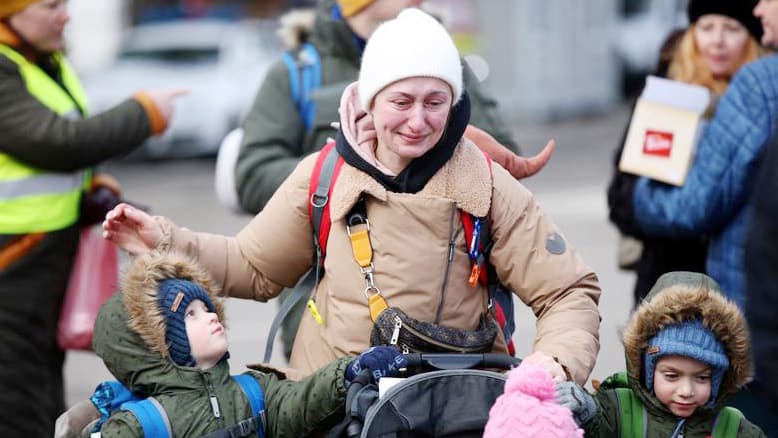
xmin=693 ymin=14 xmax=750 ymax=79
xmin=9 ymin=0 xmax=69 ymax=53
xmin=370 ymin=77 xmax=452 ymax=173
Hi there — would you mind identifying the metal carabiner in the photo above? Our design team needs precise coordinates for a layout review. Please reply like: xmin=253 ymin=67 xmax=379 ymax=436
xmin=363 ymin=285 xmax=382 ymax=299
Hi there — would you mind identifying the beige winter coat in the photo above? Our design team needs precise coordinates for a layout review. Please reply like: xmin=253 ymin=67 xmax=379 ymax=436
xmin=157 ymin=91 xmax=601 ymax=385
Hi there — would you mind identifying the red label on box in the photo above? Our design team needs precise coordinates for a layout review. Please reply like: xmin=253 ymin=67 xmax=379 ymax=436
xmin=643 ymin=130 xmax=673 ymax=157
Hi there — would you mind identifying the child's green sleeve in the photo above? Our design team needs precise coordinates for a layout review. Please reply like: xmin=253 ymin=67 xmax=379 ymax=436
xmin=253 ymin=356 xmax=352 ymax=437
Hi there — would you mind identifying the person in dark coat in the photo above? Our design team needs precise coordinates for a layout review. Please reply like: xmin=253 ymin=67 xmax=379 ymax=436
xmin=735 ymin=132 xmax=778 ymax=436
xmin=0 ymin=1 xmax=182 ymax=435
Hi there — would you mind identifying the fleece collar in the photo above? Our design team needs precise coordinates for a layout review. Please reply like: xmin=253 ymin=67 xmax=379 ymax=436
xmin=327 ymin=134 xmax=492 ymax=222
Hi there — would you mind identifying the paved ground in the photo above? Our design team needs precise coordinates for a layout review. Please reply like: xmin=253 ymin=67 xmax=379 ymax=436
xmin=64 ymin=103 xmax=638 ymax=405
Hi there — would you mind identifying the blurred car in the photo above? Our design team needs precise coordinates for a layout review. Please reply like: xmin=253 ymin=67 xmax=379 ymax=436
xmin=83 ymin=19 xmax=281 ymax=159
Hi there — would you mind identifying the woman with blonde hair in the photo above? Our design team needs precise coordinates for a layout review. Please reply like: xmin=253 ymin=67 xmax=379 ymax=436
xmin=608 ymin=0 xmax=764 ymax=307
xmin=669 ymin=0 xmax=764 ymax=95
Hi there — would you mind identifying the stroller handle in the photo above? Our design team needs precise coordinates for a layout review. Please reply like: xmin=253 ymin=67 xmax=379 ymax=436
xmin=402 ymin=353 xmax=520 ymax=371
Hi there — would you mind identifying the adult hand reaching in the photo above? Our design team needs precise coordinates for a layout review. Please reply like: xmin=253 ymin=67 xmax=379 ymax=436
xmin=144 ymin=89 xmax=188 ymax=122
xmin=522 ymin=350 xmax=568 ymax=383
xmin=464 ymin=125 xmax=555 ymax=180
xmin=102 ymin=203 xmax=163 ymax=255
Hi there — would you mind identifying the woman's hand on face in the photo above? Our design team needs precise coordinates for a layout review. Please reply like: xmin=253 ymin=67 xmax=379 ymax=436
xmin=522 ymin=351 xmax=567 ymax=382
xmin=464 ymin=125 xmax=555 ymax=179
xmin=102 ymin=203 xmax=162 ymax=255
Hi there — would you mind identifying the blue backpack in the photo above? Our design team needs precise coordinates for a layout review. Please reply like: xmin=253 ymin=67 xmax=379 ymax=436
xmin=281 ymin=42 xmax=321 ymax=132
xmin=89 ymin=374 xmax=266 ymax=438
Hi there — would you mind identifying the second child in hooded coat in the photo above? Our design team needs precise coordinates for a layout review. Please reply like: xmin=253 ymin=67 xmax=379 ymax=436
xmin=557 ymin=272 xmax=765 ymax=437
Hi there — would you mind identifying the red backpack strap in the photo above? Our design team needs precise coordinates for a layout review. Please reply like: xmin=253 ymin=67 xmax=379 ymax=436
xmin=461 ymin=150 xmax=494 ymax=287
xmin=308 ymin=141 xmax=344 ymax=262
xmin=461 ymin=151 xmax=516 ymax=355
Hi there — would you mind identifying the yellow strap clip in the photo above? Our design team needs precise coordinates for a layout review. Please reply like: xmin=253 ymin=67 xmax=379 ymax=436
xmin=306 ymin=298 xmax=324 ymax=325
xmin=348 ymin=225 xmax=373 ymax=268
xmin=368 ymin=293 xmax=389 ymax=322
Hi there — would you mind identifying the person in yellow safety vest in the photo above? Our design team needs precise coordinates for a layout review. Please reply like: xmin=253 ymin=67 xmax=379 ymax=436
xmin=0 ymin=1 xmax=183 ymax=436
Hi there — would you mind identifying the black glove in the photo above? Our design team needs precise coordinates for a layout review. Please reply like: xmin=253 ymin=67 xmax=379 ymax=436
xmin=555 ymin=381 xmax=597 ymax=426
xmin=345 ymin=346 xmax=407 ymax=383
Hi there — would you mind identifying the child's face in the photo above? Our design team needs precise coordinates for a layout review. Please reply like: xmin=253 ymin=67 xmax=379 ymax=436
xmin=185 ymin=299 xmax=228 ymax=370
xmin=653 ymin=355 xmax=713 ymax=417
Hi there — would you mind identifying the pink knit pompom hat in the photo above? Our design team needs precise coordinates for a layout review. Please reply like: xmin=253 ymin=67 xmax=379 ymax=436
xmin=484 ymin=362 xmax=584 ymax=438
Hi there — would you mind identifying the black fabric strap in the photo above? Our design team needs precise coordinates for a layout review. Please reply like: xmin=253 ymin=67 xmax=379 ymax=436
xmin=263 ymin=271 xmax=316 ymax=363
xmin=201 ymin=415 xmax=264 ymax=438
xmin=263 ymin=146 xmax=340 ymax=363
xmin=311 ymin=145 xmax=340 ymax=259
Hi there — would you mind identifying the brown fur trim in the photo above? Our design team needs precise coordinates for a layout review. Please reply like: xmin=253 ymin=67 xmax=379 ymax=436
xmin=121 ymin=251 xmax=225 ymax=360
xmin=276 ymin=9 xmax=315 ymax=50
xmin=622 ymin=283 xmax=752 ymax=397
xmin=328 ymin=139 xmax=492 ymax=221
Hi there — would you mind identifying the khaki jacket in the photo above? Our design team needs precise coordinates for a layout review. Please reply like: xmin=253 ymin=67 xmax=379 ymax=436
xmin=159 ymin=137 xmax=601 ymax=384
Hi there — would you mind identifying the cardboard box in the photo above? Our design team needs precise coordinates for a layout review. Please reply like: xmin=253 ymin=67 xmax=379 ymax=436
xmin=619 ymin=76 xmax=710 ymax=186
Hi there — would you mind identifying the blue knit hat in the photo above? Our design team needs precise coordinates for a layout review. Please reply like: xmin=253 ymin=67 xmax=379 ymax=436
xmin=643 ymin=319 xmax=729 ymax=403
xmin=157 ymin=279 xmax=216 ymax=367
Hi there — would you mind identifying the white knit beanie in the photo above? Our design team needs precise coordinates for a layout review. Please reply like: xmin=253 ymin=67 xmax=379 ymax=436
xmin=358 ymin=8 xmax=463 ymax=112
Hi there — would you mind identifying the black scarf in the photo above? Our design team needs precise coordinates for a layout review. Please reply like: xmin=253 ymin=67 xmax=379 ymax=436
xmin=335 ymin=91 xmax=471 ymax=194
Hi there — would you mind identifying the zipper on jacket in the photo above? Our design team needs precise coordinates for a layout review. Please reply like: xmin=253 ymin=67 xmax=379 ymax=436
xmin=435 ymin=204 xmax=460 ymax=324
xmin=200 ymin=371 xmax=225 ymax=426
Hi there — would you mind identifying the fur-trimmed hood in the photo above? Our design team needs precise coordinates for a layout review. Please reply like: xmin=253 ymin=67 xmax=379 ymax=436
xmin=276 ymin=8 xmax=316 ymax=50
xmin=622 ymin=272 xmax=752 ymax=407
xmin=121 ymin=251 xmax=226 ymax=362
xmin=93 ymin=252 xmax=230 ymax=394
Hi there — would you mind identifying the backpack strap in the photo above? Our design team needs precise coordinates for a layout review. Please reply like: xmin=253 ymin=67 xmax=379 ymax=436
xmin=121 ymin=397 xmax=172 ymax=438
xmin=231 ymin=374 xmax=267 ymax=438
xmin=90 ymin=381 xmax=142 ymax=433
xmin=614 ymin=387 xmax=647 ymax=438
xmin=281 ymin=42 xmax=321 ymax=132
xmin=711 ymin=406 xmax=743 ymax=438
xmin=459 ymin=152 xmax=517 ymax=355
xmin=308 ymin=141 xmax=344 ymax=261
xmin=262 ymin=142 xmax=342 ymax=363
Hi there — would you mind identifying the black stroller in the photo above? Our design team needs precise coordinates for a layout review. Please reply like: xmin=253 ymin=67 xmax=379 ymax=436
xmin=328 ymin=353 xmax=520 ymax=438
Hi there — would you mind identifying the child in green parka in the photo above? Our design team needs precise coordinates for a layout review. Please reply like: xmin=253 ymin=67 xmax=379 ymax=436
xmin=554 ymin=271 xmax=766 ymax=437
xmin=55 ymin=251 xmax=405 ymax=438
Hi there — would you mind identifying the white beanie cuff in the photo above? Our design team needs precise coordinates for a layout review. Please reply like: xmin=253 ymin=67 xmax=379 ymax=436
xmin=357 ymin=8 xmax=463 ymax=111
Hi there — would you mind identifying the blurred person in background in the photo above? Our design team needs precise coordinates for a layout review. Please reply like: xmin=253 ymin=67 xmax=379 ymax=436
xmin=611 ymin=0 xmax=778 ymax=429
xmin=236 ymin=0 xmax=552 ymax=361
xmin=742 ymin=134 xmax=778 ymax=437
xmin=608 ymin=0 xmax=764 ymax=308
xmin=0 ymin=0 xmax=182 ymax=435
xmin=735 ymin=1 xmax=778 ymax=434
